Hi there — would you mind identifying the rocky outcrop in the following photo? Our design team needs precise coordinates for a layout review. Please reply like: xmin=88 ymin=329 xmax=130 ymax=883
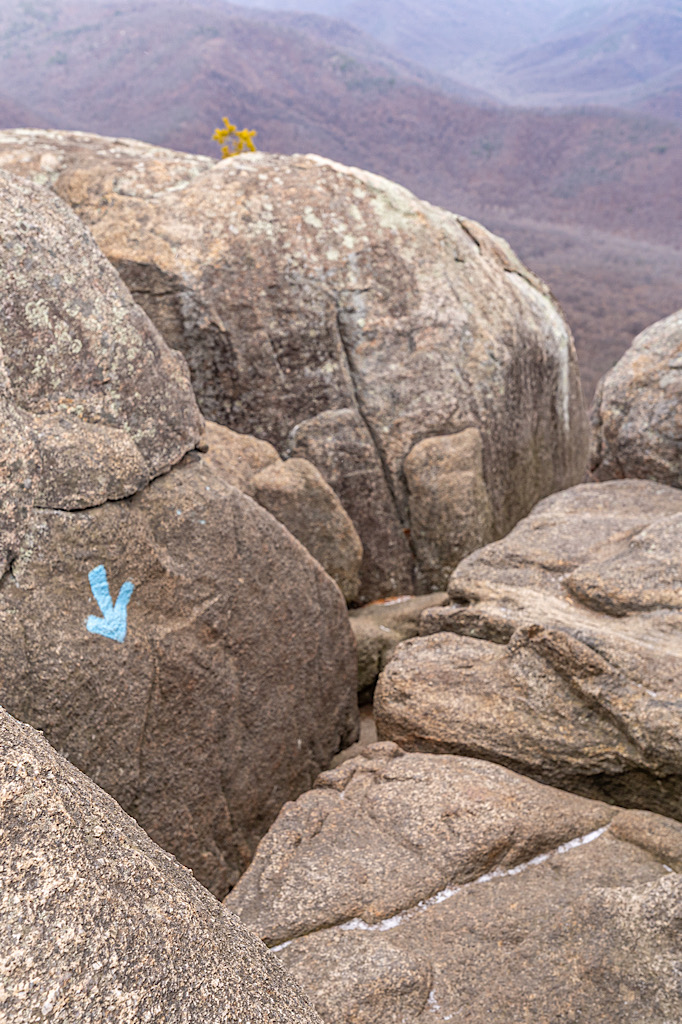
xmin=251 ymin=458 xmax=363 ymax=605
xmin=0 ymin=707 xmax=324 ymax=1024
xmin=289 ymin=407 xmax=415 ymax=600
xmin=350 ymin=593 xmax=448 ymax=696
xmin=1 ymin=452 xmax=358 ymax=898
xmin=0 ymin=169 xmax=203 ymax=574
xmin=225 ymin=744 xmax=682 ymax=1022
xmin=376 ymin=480 xmax=682 ymax=820
xmin=199 ymin=419 xmax=281 ymax=491
xmin=591 ymin=308 xmax=682 ymax=487
xmin=0 ymin=170 xmax=358 ymax=898
xmin=0 ymin=129 xmax=589 ymax=600
xmin=201 ymin=422 xmax=363 ymax=603
xmin=403 ymin=427 xmax=493 ymax=588
xmin=0 ymin=126 xmax=212 ymax=206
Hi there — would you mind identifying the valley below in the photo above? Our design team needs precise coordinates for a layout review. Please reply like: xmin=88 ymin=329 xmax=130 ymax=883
xmin=0 ymin=0 xmax=680 ymax=402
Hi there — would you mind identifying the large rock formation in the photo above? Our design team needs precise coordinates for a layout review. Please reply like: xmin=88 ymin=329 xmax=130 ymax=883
xmin=225 ymin=744 xmax=682 ymax=1022
xmin=201 ymin=421 xmax=363 ymax=603
xmin=0 ymin=168 xmax=204 ymax=574
xmin=0 ymin=707 xmax=324 ymax=1024
xmin=0 ymin=129 xmax=589 ymax=600
xmin=0 ymin=126 xmax=212 ymax=204
xmin=591 ymin=308 xmax=682 ymax=487
xmin=0 ymin=169 xmax=358 ymax=898
xmin=376 ymin=480 xmax=682 ymax=820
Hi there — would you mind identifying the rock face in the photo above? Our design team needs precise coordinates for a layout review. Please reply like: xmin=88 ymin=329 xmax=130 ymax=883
xmin=0 ymin=129 xmax=589 ymax=600
xmin=251 ymin=458 xmax=363 ymax=605
xmin=0 ymin=707 xmax=324 ymax=1024
xmin=200 ymin=421 xmax=363 ymax=603
xmin=403 ymin=427 xmax=493 ymax=588
xmin=225 ymin=744 xmax=682 ymax=1022
xmin=200 ymin=422 xmax=363 ymax=603
xmin=350 ymin=593 xmax=448 ymax=696
xmin=199 ymin=419 xmax=281 ymax=492
xmin=0 ymin=169 xmax=203 ymax=574
xmin=0 ymin=453 xmax=358 ymax=898
xmin=591 ymin=308 xmax=682 ymax=487
xmin=288 ymin=408 xmax=415 ymax=600
xmin=376 ymin=480 xmax=682 ymax=821
xmin=0 ymin=169 xmax=358 ymax=898
xmin=0 ymin=126 xmax=212 ymax=206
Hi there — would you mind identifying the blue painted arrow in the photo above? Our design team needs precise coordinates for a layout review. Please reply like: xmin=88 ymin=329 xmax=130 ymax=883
xmin=86 ymin=564 xmax=134 ymax=643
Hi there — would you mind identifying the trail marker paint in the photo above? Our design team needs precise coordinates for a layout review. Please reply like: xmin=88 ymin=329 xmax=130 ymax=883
xmin=86 ymin=564 xmax=134 ymax=643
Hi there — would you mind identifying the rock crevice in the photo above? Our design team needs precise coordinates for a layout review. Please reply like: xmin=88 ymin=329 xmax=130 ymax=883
xmin=0 ymin=130 xmax=589 ymax=601
xmin=225 ymin=745 xmax=682 ymax=1022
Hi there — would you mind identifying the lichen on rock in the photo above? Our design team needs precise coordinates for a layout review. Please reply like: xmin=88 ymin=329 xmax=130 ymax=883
xmin=0 ymin=130 xmax=590 ymax=601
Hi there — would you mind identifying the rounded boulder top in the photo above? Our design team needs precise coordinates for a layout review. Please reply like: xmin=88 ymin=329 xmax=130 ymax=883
xmin=0 ymin=127 xmax=213 ymax=211
xmin=591 ymin=307 xmax=682 ymax=488
xmin=0 ymin=132 xmax=589 ymax=599
xmin=0 ymin=169 xmax=204 ymax=570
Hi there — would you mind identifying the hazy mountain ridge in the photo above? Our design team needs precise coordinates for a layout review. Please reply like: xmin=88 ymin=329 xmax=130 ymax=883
xmin=227 ymin=0 xmax=591 ymax=69
xmin=0 ymin=0 xmax=679 ymax=397
xmin=229 ymin=0 xmax=682 ymax=119
xmin=493 ymin=0 xmax=682 ymax=113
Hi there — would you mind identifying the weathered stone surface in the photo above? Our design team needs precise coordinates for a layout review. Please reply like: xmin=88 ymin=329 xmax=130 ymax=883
xmin=0 ymin=126 xmax=212 ymax=207
xmin=403 ymin=427 xmax=493 ymax=589
xmin=290 ymin=408 xmax=414 ymax=601
xmin=225 ymin=744 xmax=614 ymax=943
xmin=251 ymin=458 xmax=363 ymax=605
xmin=200 ymin=419 xmax=280 ymax=493
xmin=0 ymin=451 xmax=358 ymax=899
xmin=378 ymin=480 xmax=682 ymax=820
xmin=0 ymin=130 xmax=588 ymax=600
xmin=0 ymin=168 xmax=203 ymax=574
xmin=0 ymin=167 xmax=358 ymax=898
xmin=0 ymin=707 xmax=324 ymax=1024
xmin=226 ymin=745 xmax=682 ymax=1022
xmin=591 ymin=308 xmax=682 ymax=486
xmin=350 ymin=593 xmax=448 ymax=696
xmin=279 ymin=931 xmax=431 ymax=1024
xmin=200 ymin=421 xmax=363 ymax=602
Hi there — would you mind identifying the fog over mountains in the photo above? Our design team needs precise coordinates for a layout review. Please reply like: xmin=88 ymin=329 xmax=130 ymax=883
xmin=0 ymin=0 xmax=679 ymax=397
xmin=230 ymin=0 xmax=584 ymax=68
xmin=232 ymin=0 xmax=682 ymax=116
xmin=495 ymin=0 xmax=682 ymax=119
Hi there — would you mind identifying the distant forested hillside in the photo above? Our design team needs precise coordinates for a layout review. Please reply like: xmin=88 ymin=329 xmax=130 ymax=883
xmin=231 ymin=0 xmax=682 ymax=119
xmin=0 ymin=0 xmax=679 ymax=397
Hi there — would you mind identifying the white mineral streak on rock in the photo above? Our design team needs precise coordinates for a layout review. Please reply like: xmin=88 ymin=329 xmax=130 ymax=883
xmin=270 ymin=940 xmax=294 ymax=953
xmin=427 ymin=988 xmax=453 ymax=1021
xmin=339 ymin=826 xmax=610 ymax=934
